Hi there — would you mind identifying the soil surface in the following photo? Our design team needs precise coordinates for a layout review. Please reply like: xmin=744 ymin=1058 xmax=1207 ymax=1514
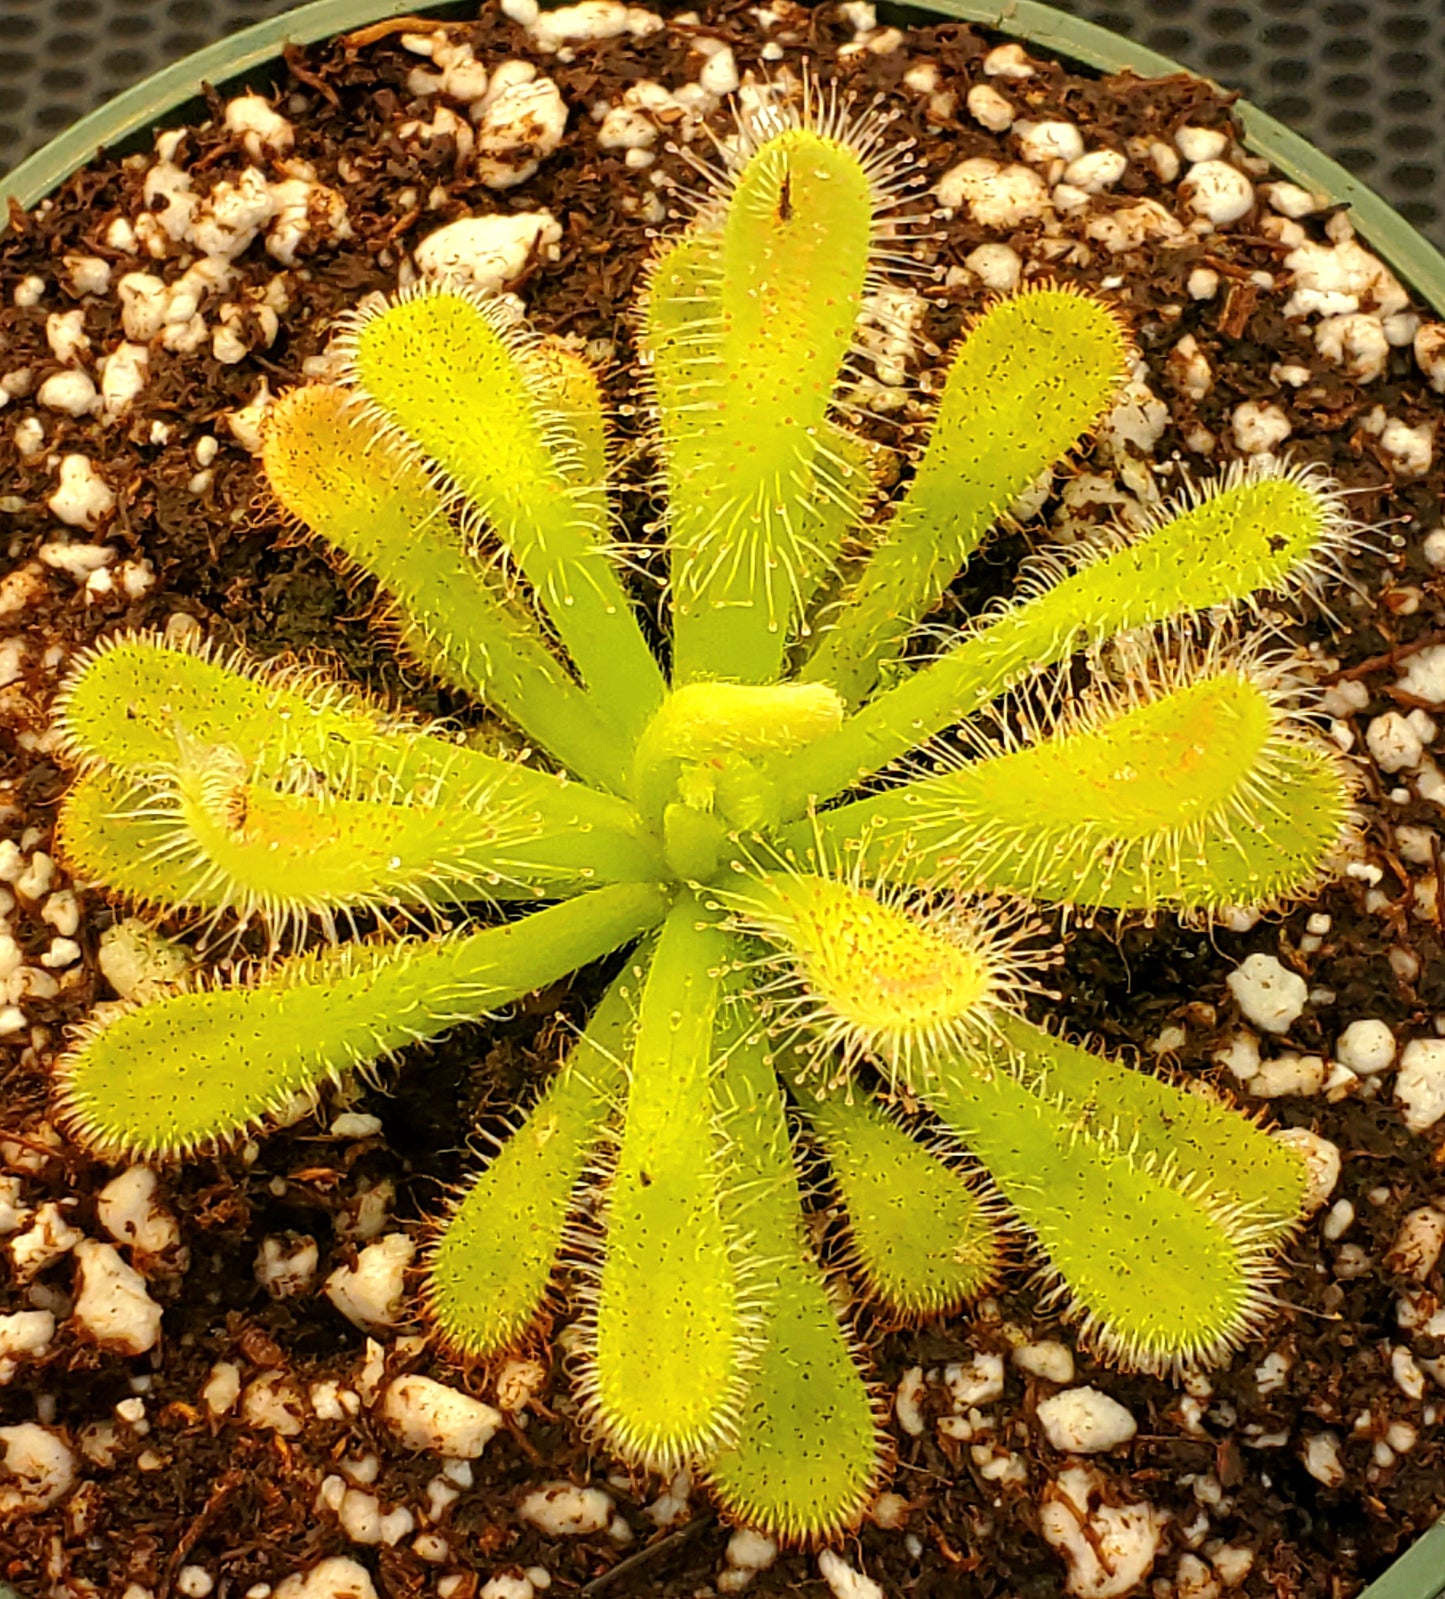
xmin=2 ymin=3 xmax=1444 ymax=1597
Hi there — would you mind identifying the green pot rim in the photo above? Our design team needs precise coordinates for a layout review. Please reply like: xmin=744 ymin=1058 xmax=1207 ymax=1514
xmin=1 ymin=2 xmax=1442 ymax=1594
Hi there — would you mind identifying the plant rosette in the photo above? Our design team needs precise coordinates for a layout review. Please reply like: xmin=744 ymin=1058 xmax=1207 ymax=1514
xmin=0 ymin=4 xmax=1444 ymax=1598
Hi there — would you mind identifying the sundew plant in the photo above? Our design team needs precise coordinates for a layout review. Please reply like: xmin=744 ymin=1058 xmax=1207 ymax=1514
xmin=51 ymin=95 xmax=1358 ymax=1541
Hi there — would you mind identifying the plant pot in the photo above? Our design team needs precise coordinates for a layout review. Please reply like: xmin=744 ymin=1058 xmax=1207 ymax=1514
xmin=1 ymin=5 xmax=1443 ymax=1598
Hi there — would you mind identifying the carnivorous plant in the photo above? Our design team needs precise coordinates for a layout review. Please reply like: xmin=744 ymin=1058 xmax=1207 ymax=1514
xmin=50 ymin=92 xmax=1357 ymax=1540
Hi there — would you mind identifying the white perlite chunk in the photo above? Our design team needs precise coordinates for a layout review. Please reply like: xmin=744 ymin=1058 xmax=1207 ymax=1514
xmin=1367 ymin=711 xmax=1424 ymax=773
xmin=644 ymin=1468 xmax=691 ymax=1530
xmin=1182 ymin=161 xmax=1254 ymax=226
xmin=1386 ymin=1207 xmax=1445 ymax=1281
xmin=1283 ymin=238 xmax=1408 ymax=320
xmin=14 ymin=417 xmax=45 ymax=458
xmin=16 ymin=851 xmax=56 ymax=901
xmin=475 ymin=71 xmax=569 ymax=189
xmin=241 ymin=1371 xmax=307 ymax=1435
xmin=1396 ymin=644 xmax=1445 ymax=707
xmin=330 ymin=1112 xmax=382 ymax=1139
xmin=983 ymin=42 xmax=1034 ymax=78
xmin=1062 ymin=148 xmax=1127 ymax=193
xmin=817 ymin=1550 xmax=884 ymax=1599
xmin=1014 ymin=1340 xmax=1076 ymax=1385
xmin=414 ymin=212 xmax=562 ymax=293
xmin=1368 ymin=413 xmax=1435 ymax=476
xmin=936 ymin=158 xmax=1051 ymax=228
xmin=495 ymin=1356 xmax=547 ymax=1413
xmin=945 ymin=1351 xmax=1006 ymax=1408
xmin=116 ymin=271 xmax=169 ymax=339
xmin=1227 ymin=953 xmax=1307 ymax=1034
xmin=437 ymin=36 xmax=493 ymax=99
xmin=966 ymin=83 xmax=1014 ymax=132
xmin=1303 ymin=1432 xmax=1345 ymax=1486
xmin=1230 ymin=401 xmax=1291 ymax=454
xmin=256 ymin=1234 xmax=319 ymax=1297
xmin=1250 ymin=1051 xmax=1326 ymax=1098
xmin=267 ymin=177 xmax=352 ymax=266
xmin=98 ymin=917 xmax=191 ymax=999
xmin=202 ymin=1361 xmax=242 ymax=1416
xmin=1014 ymin=119 xmax=1084 ymax=166
xmin=1323 ymin=1199 xmax=1354 ymax=1240
xmin=127 ymin=153 xmax=349 ymax=267
xmin=1254 ymin=1350 xmax=1292 ymax=1395
xmin=1167 ymin=333 xmax=1212 ymax=399
xmin=37 ymin=370 xmax=99 ymax=417
xmin=318 ymin=1477 xmax=414 ymax=1545
xmin=1037 ymin=1387 xmax=1137 ymax=1453
xmin=47 ymin=455 xmax=114 ymax=528
xmin=517 ymin=1482 xmax=614 ymax=1536
xmin=1272 ymin=1129 xmax=1341 ymax=1211
xmin=0 ymin=1424 xmax=76 ymax=1516
xmin=1391 ymin=819 xmax=1436 ymax=861
xmin=66 ymin=254 xmax=112 ymax=296
xmin=38 ymin=541 xmax=114 ymax=580
xmin=520 ymin=1 xmax=662 ymax=49
xmin=478 ymin=1577 xmax=533 ymax=1599
xmin=1103 ymin=375 xmax=1169 ymax=456
xmin=224 ymin=93 xmax=295 ymax=159
xmin=11 ymin=1201 xmax=83 ymax=1276
xmin=1392 ymin=1345 xmax=1427 ymax=1400
xmin=72 ymin=1238 xmax=164 ymax=1354
xmin=46 ymin=307 xmax=90 ymax=364
xmin=382 ymin=1375 xmax=503 ymax=1458
xmin=100 ymin=341 xmax=149 ymax=422
xmin=1267 ymin=181 xmax=1319 ymax=218
xmin=0 ymin=1310 xmax=55 ymax=1382
xmin=596 ymin=105 xmax=658 ymax=152
xmin=97 ymin=1166 xmax=180 ymax=1257
xmin=1336 ymin=1019 xmax=1397 ymax=1076
xmin=1176 ymin=125 xmax=1228 ymax=163
xmin=472 ymin=1575 xmax=536 ymax=1599
xmin=696 ymin=41 xmax=740 ymax=96
xmin=325 ymin=1232 xmax=415 ymax=1328
xmin=964 ymin=242 xmax=1021 ymax=292
xmin=1041 ymin=1468 xmax=1164 ymax=1598
xmin=894 ymin=1366 xmax=926 ymax=1436
xmin=223 ymin=377 xmax=274 ymax=454
xmin=1414 ymin=322 xmax=1445 ymax=391
xmin=720 ymin=1528 xmax=778 ymax=1594
xmin=274 ymin=1556 xmax=379 ymax=1599
xmin=189 ymin=167 xmax=276 ymax=258
xmin=0 ymin=565 xmax=43 ymax=619
xmin=311 ymin=1379 xmax=361 ymax=1421
xmin=1175 ymin=1553 xmax=1220 ymax=1599
xmin=1316 ymin=314 xmax=1391 ymax=384
xmin=1210 ymin=1546 xmax=1254 ymax=1588
xmin=1188 ymin=267 xmax=1219 ymax=299
xmin=1396 ymin=1040 xmax=1445 ymax=1133
xmin=1084 ymin=199 xmax=1184 ymax=253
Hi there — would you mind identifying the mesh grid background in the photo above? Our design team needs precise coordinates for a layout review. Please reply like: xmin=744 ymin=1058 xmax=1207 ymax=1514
xmin=0 ymin=0 xmax=1442 ymax=247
